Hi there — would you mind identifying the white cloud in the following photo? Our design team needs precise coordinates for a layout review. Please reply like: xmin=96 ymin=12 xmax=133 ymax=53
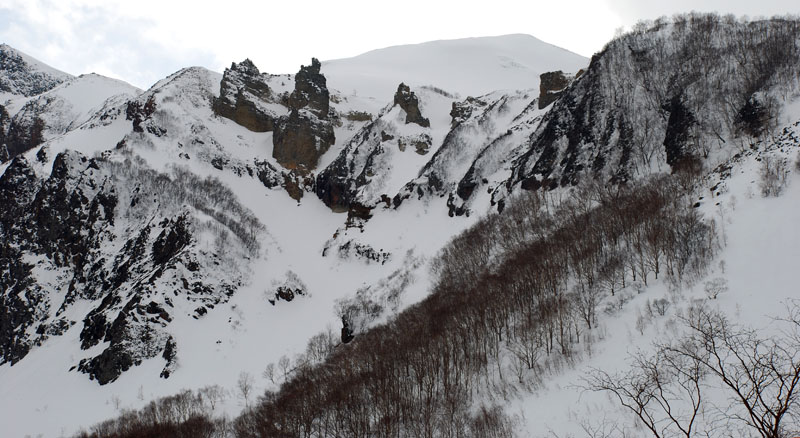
xmin=2 ymin=0 xmax=794 ymax=89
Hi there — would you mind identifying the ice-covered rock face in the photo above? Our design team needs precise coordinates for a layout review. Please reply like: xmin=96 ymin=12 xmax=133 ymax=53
xmin=504 ymin=17 xmax=800 ymax=197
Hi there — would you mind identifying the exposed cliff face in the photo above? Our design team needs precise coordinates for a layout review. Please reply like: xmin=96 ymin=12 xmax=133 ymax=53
xmin=273 ymin=58 xmax=335 ymax=170
xmin=212 ymin=59 xmax=281 ymax=132
xmin=502 ymin=15 xmax=800 ymax=200
xmin=273 ymin=108 xmax=335 ymax=170
xmin=316 ymin=86 xmax=440 ymax=212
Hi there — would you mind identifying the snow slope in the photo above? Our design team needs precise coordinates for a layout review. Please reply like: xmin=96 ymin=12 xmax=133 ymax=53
xmin=323 ymin=34 xmax=588 ymax=110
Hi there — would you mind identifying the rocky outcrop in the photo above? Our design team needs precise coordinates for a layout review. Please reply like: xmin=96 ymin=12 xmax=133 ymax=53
xmin=394 ymin=83 xmax=430 ymax=127
xmin=288 ymin=58 xmax=329 ymax=118
xmin=450 ymin=97 xmax=486 ymax=127
xmin=3 ymin=113 xmax=45 ymax=160
xmin=273 ymin=109 xmax=335 ymax=170
xmin=213 ymin=59 xmax=279 ymax=132
xmin=273 ymin=59 xmax=335 ymax=170
xmin=538 ymin=71 xmax=572 ymax=109
xmin=502 ymin=15 xmax=800 ymax=200
xmin=125 ymin=95 xmax=157 ymax=133
xmin=0 ymin=150 xmax=256 ymax=384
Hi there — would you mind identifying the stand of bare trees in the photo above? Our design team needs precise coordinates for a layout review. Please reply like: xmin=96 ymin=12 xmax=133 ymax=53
xmin=76 ymin=167 xmax=718 ymax=437
xmin=223 ymin=172 xmax=716 ymax=438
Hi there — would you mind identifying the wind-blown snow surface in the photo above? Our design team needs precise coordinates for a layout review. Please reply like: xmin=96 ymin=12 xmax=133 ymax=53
xmin=323 ymin=34 xmax=588 ymax=110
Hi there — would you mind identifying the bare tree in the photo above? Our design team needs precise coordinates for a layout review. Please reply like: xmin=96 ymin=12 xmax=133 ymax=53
xmin=199 ymin=384 xmax=226 ymax=411
xmin=262 ymin=363 xmax=276 ymax=384
xmin=674 ymin=305 xmax=800 ymax=438
xmin=278 ymin=355 xmax=292 ymax=382
xmin=588 ymin=303 xmax=800 ymax=438
xmin=585 ymin=345 xmax=705 ymax=438
xmin=237 ymin=371 xmax=254 ymax=409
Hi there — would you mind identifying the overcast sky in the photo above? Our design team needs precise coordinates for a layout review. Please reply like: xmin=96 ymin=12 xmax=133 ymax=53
xmin=0 ymin=0 xmax=797 ymax=89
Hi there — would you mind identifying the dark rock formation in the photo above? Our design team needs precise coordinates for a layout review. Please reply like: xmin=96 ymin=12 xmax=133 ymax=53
xmin=253 ymin=159 xmax=282 ymax=189
xmin=449 ymin=96 xmax=486 ymax=127
xmin=273 ymin=110 xmax=335 ymax=170
xmin=273 ymin=59 xmax=335 ymax=170
xmin=315 ymin=121 xmax=382 ymax=212
xmin=287 ymin=58 xmax=329 ymax=118
xmin=538 ymin=71 xmax=572 ymax=109
xmin=125 ymin=95 xmax=157 ymax=133
xmin=393 ymin=83 xmax=430 ymax=127
xmin=151 ymin=215 xmax=192 ymax=266
xmin=2 ymin=104 xmax=46 ymax=160
xmin=213 ymin=59 xmax=278 ymax=132
xmin=341 ymin=317 xmax=355 ymax=344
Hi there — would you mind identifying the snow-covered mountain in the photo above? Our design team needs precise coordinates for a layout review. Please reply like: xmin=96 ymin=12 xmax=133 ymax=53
xmin=2 ymin=16 xmax=800 ymax=438
xmin=0 ymin=34 xmax=588 ymax=437
xmin=322 ymin=34 xmax=587 ymax=107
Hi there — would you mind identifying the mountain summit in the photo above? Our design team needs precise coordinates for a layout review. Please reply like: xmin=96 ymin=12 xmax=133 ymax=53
xmin=323 ymin=34 xmax=588 ymax=105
